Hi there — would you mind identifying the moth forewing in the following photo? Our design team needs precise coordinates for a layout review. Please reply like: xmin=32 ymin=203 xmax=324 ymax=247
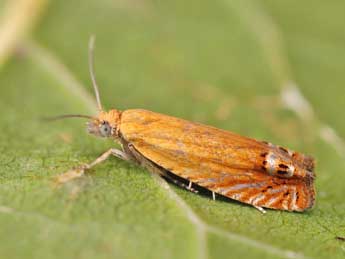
xmin=119 ymin=109 xmax=315 ymax=212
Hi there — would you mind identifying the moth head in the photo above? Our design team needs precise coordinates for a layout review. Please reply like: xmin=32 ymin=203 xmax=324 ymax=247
xmin=87 ymin=110 xmax=121 ymax=138
xmin=44 ymin=36 xmax=121 ymax=139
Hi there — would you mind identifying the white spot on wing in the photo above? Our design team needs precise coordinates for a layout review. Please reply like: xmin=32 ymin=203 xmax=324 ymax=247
xmin=265 ymin=196 xmax=280 ymax=207
xmin=249 ymin=193 xmax=266 ymax=205
xmin=290 ymin=186 xmax=298 ymax=211
xmin=219 ymin=182 xmax=265 ymax=194
xmin=281 ymin=199 xmax=289 ymax=210
xmin=230 ymin=193 xmax=242 ymax=200
xmin=266 ymin=152 xmax=277 ymax=175
xmin=267 ymin=187 xmax=285 ymax=194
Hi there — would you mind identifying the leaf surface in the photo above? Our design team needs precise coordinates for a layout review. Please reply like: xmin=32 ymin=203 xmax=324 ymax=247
xmin=0 ymin=0 xmax=344 ymax=258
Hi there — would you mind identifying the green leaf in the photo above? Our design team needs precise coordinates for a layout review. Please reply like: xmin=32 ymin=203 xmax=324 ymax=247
xmin=0 ymin=0 xmax=344 ymax=258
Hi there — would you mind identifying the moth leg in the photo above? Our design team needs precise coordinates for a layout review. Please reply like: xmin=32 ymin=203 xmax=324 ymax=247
xmin=178 ymin=180 xmax=198 ymax=194
xmin=83 ymin=148 xmax=129 ymax=170
xmin=54 ymin=148 xmax=129 ymax=186
xmin=254 ymin=205 xmax=266 ymax=214
xmin=162 ymin=175 xmax=198 ymax=194
xmin=212 ymin=191 xmax=216 ymax=201
xmin=186 ymin=181 xmax=200 ymax=193
xmin=110 ymin=148 xmax=130 ymax=161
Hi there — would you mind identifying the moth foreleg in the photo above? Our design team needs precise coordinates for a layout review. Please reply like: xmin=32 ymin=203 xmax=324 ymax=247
xmin=54 ymin=148 xmax=129 ymax=186
xmin=110 ymin=148 xmax=131 ymax=162
xmin=83 ymin=148 xmax=130 ymax=170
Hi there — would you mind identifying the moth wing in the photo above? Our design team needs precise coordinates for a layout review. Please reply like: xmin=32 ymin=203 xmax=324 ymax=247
xmin=129 ymin=142 xmax=314 ymax=211
xmin=205 ymin=171 xmax=315 ymax=211
xmin=120 ymin=109 xmax=315 ymax=211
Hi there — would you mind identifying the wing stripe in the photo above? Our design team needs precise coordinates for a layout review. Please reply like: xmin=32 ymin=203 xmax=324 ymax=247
xmin=218 ymin=182 xmax=267 ymax=195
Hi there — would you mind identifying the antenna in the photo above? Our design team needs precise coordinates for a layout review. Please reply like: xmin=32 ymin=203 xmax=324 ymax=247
xmin=89 ymin=35 xmax=103 ymax=111
xmin=42 ymin=114 xmax=97 ymax=122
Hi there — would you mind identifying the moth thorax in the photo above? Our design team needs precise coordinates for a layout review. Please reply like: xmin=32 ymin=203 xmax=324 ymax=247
xmin=263 ymin=152 xmax=295 ymax=177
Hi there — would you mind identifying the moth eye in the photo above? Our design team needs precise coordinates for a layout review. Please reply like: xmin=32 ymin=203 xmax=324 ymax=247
xmin=99 ymin=121 xmax=112 ymax=137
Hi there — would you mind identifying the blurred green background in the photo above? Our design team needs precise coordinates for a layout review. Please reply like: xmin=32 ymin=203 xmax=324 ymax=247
xmin=0 ymin=0 xmax=344 ymax=258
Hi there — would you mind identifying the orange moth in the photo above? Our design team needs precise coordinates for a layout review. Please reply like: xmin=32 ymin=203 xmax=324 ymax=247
xmin=51 ymin=37 xmax=315 ymax=213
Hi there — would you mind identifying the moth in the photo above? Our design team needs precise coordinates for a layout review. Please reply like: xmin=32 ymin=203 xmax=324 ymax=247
xmin=51 ymin=37 xmax=316 ymax=213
